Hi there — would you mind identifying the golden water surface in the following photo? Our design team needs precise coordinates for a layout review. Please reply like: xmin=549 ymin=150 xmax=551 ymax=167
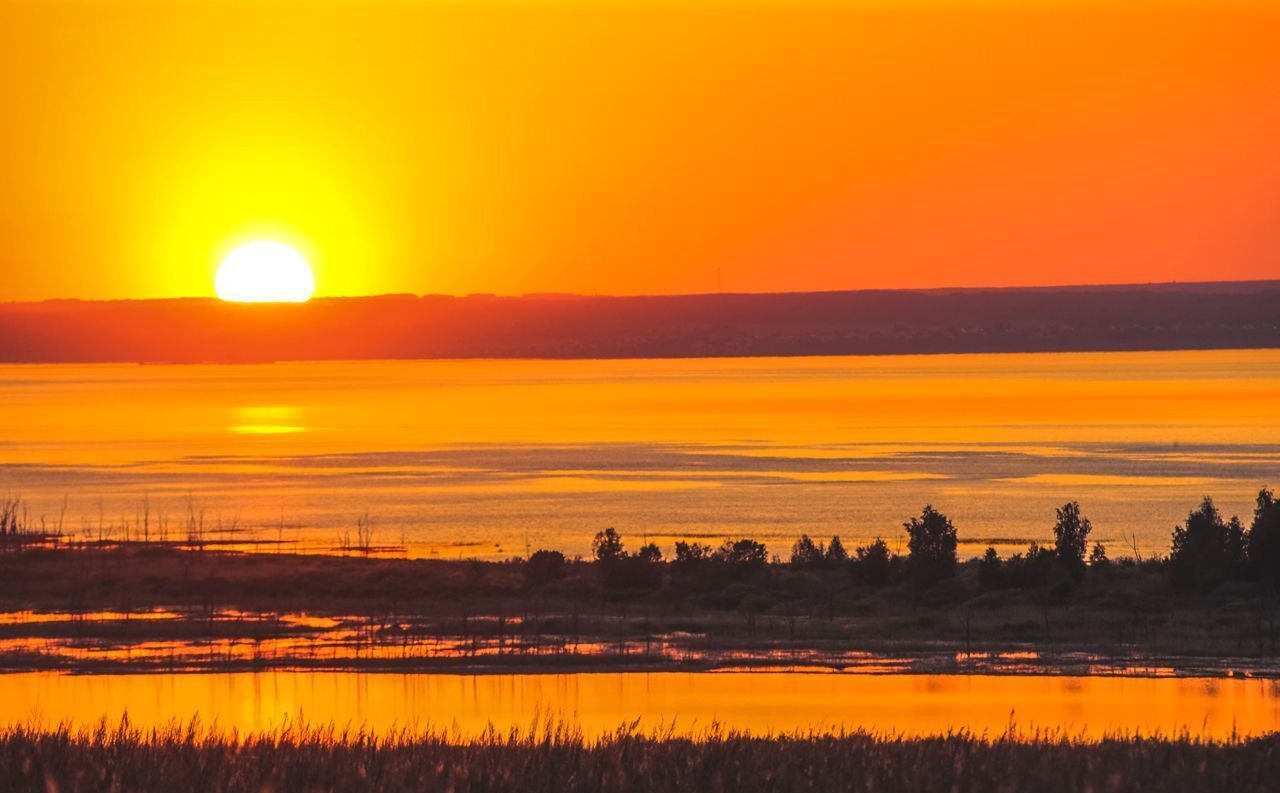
xmin=3 ymin=671 xmax=1279 ymax=740
xmin=1 ymin=349 xmax=1277 ymax=557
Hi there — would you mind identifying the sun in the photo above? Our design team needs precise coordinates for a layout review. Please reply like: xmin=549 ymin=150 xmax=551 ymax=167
xmin=215 ymin=241 xmax=315 ymax=303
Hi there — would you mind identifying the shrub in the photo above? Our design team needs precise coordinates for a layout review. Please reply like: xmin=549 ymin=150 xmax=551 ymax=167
xmin=850 ymin=539 xmax=895 ymax=587
xmin=1052 ymin=501 xmax=1092 ymax=579
xmin=977 ymin=543 xmax=1064 ymax=591
xmin=524 ymin=549 xmax=567 ymax=586
xmin=1247 ymin=488 xmax=1280 ymax=585
xmin=977 ymin=546 xmax=1003 ymax=590
xmin=789 ymin=535 xmax=824 ymax=566
xmin=674 ymin=540 xmax=713 ymax=568
xmin=904 ymin=505 xmax=957 ymax=587
xmin=592 ymin=528 xmax=626 ymax=563
xmin=825 ymin=536 xmax=848 ymax=563
xmin=603 ymin=555 xmax=662 ymax=590
xmin=1088 ymin=542 xmax=1109 ymax=568
xmin=1170 ymin=497 xmax=1248 ymax=591
xmin=714 ymin=538 xmax=768 ymax=567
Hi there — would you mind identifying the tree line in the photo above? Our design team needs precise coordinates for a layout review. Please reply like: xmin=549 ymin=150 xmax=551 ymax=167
xmin=523 ymin=487 xmax=1280 ymax=594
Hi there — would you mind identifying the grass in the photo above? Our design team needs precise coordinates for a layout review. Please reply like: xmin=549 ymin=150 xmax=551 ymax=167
xmin=2 ymin=720 xmax=1278 ymax=793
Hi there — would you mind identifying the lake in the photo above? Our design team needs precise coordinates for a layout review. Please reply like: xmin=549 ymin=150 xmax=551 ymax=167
xmin=1 ymin=349 xmax=1277 ymax=558
xmin=3 ymin=670 xmax=1279 ymax=739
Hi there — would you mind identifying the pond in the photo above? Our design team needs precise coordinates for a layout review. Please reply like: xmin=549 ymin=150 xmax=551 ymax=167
xmin=3 ymin=670 xmax=1278 ymax=739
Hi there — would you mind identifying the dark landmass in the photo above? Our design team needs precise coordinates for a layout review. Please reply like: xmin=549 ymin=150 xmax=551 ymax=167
xmin=1 ymin=280 xmax=1277 ymax=363
xmin=2 ymin=491 xmax=1275 ymax=675
xmin=1 ymin=542 xmax=1277 ymax=677
xmin=6 ymin=722 xmax=1280 ymax=793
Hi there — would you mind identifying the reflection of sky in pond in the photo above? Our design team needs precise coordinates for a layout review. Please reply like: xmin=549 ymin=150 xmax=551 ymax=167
xmin=1 ymin=349 xmax=1277 ymax=558
xmin=5 ymin=670 xmax=1280 ymax=739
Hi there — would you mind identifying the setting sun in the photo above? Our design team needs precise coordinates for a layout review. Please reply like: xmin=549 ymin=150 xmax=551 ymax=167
xmin=215 ymin=241 xmax=315 ymax=303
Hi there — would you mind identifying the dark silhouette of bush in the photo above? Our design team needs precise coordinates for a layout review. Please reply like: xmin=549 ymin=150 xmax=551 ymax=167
xmin=976 ymin=543 xmax=1065 ymax=591
xmin=524 ymin=549 xmax=567 ymax=586
xmin=1012 ymin=543 xmax=1060 ymax=589
xmin=1088 ymin=542 xmax=1109 ymax=568
xmin=1247 ymin=488 xmax=1280 ymax=585
xmin=604 ymin=555 xmax=662 ymax=590
xmin=977 ymin=547 xmax=1003 ymax=590
xmin=636 ymin=542 xmax=663 ymax=564
xmin=789 ymin=535 xmax=824 ymax=566
xmin=790 ymin=535 xmax=848 ymax=567
xmin=849 ymin=538 xmax=895 ymax=586
xmin=592 ymin=527 xmax=625 ymax=563
xmin=1170 ymin=497 xmax=1247 ymax=591
xmin=714 ymin=538 xmax=768 ymax=568
xmin=588 ymin=529 xmax=662 ymax=589
xmin=1052 ymin=501 xmax=1092 ymax=580
xmin=825 ymin=536 xmax=848 ymax=563
xmin=673 ymin=540 xmax=712 ymax=568
xmin=904 ymin=505 xmax=957 ymax=587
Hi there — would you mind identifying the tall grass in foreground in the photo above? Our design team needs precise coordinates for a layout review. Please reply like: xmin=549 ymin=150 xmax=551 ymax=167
xmin=1 ymin=720 xmax=1278 ymax=793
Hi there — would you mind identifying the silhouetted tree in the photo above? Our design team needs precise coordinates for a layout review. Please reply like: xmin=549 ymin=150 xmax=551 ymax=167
xmin=636 ymin=542 xmax=663 ymax=564
xmin=1170 ymin=497 xmax=1246 ymax=591
xmin=1052 ymin=501 xmax=1092 ymax=580
xmin=714 ymin=538 xmax=768 ymax=567
xmin=789 ymin=535 xmax=824 ymax=566
xmin=591 ymin=527 xmax=625 ymax=563
xmin=1088 ymin=542 xmax=1109 ymax=568
xmin=524 ymin=549 xmax=567 ymax=586
xmin=825 ymin=536 xmax=848 ymax=563
xmin=904 ymin=505 xmax=957 ymax=587
xmin=1226 ymin=516 xmax=1247 ymax=576
xmin=850 ymin=539 xmax=895 ymax=586
xmin=980 ymin=542 xmax=1059 ymax=590
xmin=673 ymin=540 xmax=712 ymax=569
xmin=977 ymin=546 xmax=1003 ymax=590
xmin=1247 ymin=487 xmax=1280 ymax=585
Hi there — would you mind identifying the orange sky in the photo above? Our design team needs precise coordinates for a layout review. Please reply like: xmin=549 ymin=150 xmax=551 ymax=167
xmin=1 ymin=0 xmax=1277 ymax=301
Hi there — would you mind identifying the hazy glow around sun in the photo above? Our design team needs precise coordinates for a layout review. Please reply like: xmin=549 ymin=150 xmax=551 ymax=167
xmin=215 ymin=241 xmax=315 ymax=303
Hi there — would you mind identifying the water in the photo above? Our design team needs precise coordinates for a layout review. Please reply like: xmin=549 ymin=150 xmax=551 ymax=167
xmin=3 ymin=670 xmax=1279 ymax=739
xmin=1 ymin=349 xmax=1277 ymax=558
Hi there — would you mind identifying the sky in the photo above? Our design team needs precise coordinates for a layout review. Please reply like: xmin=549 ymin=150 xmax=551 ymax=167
xmin=0 ymin=0 xmax=1277 ymax=301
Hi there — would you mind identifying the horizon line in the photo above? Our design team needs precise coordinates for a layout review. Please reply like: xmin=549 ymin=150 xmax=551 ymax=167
xmin=6 ymin=277 xmax=1280 ymax=307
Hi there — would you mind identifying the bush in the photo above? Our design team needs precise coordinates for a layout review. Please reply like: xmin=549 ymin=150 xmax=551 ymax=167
xmin=592 ymin=528 xmax=625 ymax=563
xmin=601 ymin=555 xmax=662 ymax=590
xmin=850 ymin=539 xmax=895 ymax=587
xmin=790 ymin=535 xmax=824 ymax=566
xmin=714 ymin=538 xmax=768 ymax=568
xmin=904 ymin=505 xmax=957 ymax=588
xmin=977 ymin=547 xmax=1003 ymax=590
xmin=1247 ymin=488 xmax=1280 ymax=585
xmin=977 ymin=543 xmax=1067 ymax=591
xmin=791 ymin=535 xmax=848 ymax=567
xmin=1088 ymin=542 xmax=1109 ymax=568
xmin=1052 ymin=501 xmax=1092 ymax=579
xmin=674 ymin=541 xmax=712 ymax=568
xmin=524 ymin=549 xmax=567 ymax=586
xmin=1170 ymin=497 xmax=1247 ymax=591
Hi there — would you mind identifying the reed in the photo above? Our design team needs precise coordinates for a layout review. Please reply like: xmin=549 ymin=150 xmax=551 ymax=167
xmin=1 ymin=719 xmax=1277 ymax=793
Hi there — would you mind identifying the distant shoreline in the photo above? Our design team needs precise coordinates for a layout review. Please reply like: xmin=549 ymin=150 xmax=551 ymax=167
xmin=2 ymin=280 xmax=1277 ymax=364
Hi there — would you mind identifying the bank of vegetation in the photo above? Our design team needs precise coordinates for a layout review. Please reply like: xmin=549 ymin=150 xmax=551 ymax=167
xmin=1 ymin=720 xmax=1277 ymax=793
xmin=0 ymin=489 xmax=1278 ymax=673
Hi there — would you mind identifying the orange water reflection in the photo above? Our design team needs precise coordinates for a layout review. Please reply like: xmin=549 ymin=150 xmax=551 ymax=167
xmin=3 ymin=671 xmax=1279 ymax=740
xmin=2 ymin=349 xmax=1278 ymax=558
